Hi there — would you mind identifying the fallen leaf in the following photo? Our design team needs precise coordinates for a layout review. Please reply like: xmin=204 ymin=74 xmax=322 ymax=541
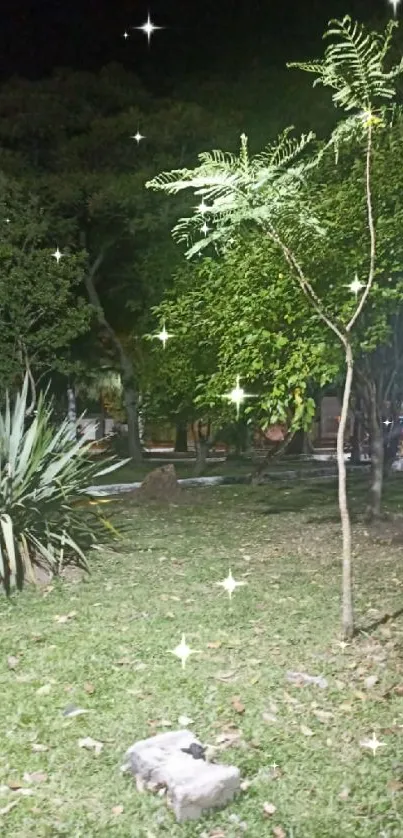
xmin=364 ymin=675 xmax=378 ymax=689
xmin=207 ymin=641 xmax=222 ymax=649
xmin=394 ymin=685 xmax=403 ymax=696
xmin=387 ymin=778 xmax=403 ymax=793
xmin=286 ymin=670 xmax=328 ymax=689
xmin=339 ymin=786 xmax=351 ymax=800
xmin=36 ymin=684 xmax=52 ymax=696
xmin=62 ymin=705 xmax=90 ymax=718
xmin=262 ymin=712 xmax=278 ymax=724
xmin=84 ymin=682 xmax=95 ymax=695
xmin=240 ymin=779 xmax=253 ymax=791
xmin=53 ymin=613 xmax=76 ymax=624
xmin=78 ymin=737 xmax=103 ymax=756
xmin=111 ymin=805 xmax=124 ymax=815
xmin=31 ymin=743 xmax=49 ymax=753
xmin=7 ymin=655 xmax=19 ymax=670
xmin=272 ymin=827 xmax=286 ymax=838
xmin=0 ymin=800 xmax=19 ymax=815
xmin=214 ymin=671 xmax=238 ymax=682
xmin=231 ymin=697 xmax=246 ymax=714
xmin=263 ymin=801 xmax=277 ymax=816
xmin=23 ymin=772 xmax=48 ymax=784
xmin=300 ymin=724 xmax=314 ymax=737
xmin=7 ymin=780 xmax=23 ymax=791
xmin=178 ymin=715 xmax=194 ymax=726
xmin=313 ymin=709 xmax=334 ymax=723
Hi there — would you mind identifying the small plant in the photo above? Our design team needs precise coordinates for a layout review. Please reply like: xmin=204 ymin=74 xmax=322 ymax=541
xmin=0 ymin=375 xmax=129 ymax=592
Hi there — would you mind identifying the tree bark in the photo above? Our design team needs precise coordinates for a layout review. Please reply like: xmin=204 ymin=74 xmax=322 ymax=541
xmin=367 ymin=384 xmax=384 ymax=520
xmin=83 ymin=253 xmax=142 ymax=463
xmin=337 ymin=342 xmax=355 ymax=640
xmin=174 ymin=420 xmax=188 ymax=453
xmin=193 ymin=420 xmax=211 ymax=476
xmin=350 ymin=396 xmax=362 ymax=465
xmin=67 ymin=384 xmax=77 ymax=439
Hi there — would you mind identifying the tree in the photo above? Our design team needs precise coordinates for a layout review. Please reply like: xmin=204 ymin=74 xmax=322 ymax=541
xmin=0 ymin=175 xmax=91 ymax=394
xmin=147 ymin=18 xmax=403 ymax=638
xmin=0 ymin=64 xmax=244 ymax=461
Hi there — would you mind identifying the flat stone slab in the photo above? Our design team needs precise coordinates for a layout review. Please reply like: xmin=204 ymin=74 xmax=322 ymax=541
xmin=125 ymin=730 xmax=240 ymax=822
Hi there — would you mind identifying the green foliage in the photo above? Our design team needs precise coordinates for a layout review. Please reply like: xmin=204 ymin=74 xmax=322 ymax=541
xmin=0 ymin=375 xmax=129 ymax=593
xmin=288 ymin=17 xmax=402 ymax=113
xmin=0 ymin=176 xmax=91 ymax=389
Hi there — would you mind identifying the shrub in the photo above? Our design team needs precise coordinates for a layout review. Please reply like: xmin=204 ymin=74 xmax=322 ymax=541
xmin=0 ymin=375 xmax=129 ymax=592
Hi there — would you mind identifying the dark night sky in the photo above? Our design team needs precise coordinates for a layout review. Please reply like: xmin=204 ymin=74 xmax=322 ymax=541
xmin=0 ymin=0 xmax=388 ymax=87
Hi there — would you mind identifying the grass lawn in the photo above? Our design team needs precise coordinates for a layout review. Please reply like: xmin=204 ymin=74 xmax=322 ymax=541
xmin=1 ymin=477 xmax=403 ymax=837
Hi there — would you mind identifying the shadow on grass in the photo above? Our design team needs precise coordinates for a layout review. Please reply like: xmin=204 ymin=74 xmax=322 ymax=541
xmin=358 ymin=605 xmax=403 ymax=635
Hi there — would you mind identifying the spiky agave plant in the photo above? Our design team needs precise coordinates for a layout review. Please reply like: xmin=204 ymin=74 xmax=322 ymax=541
xmin=0 ymin=375 xmax=130 ymax=592
xmin=147 ymin=17 xmax=403 ymax=638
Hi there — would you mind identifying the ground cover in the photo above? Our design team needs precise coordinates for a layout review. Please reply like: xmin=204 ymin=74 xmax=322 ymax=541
xmin=1 ymin=477 xmax=403 ymax=837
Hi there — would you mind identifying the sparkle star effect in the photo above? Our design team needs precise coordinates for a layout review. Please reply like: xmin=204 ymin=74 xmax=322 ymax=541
xmin=201 ymin=222 xmax=209 ymax=236
xmin=171 ymin=634 xmax=199 ymax=669
xmin=53 ymin=248 xmax=63 ymax=263
xmin=135 ymin=14 xmax=162 ymax=44
xmin=223 ymin=375 xmax=258 ymax=419
xmin=346 ymin=274 xmax=364 ymax=297
xmin=383 ymin=419 xmax=393 ymax=427
xmin=389 ymin=0 xmax=401 ymax=17
xmin=216 ymin=569 xmax=247 ymax=600
xmin=196 ymin=200 xmax=209 ymax=215
xmin=360 ymin=732 xmax=386 ymax=755
xmin=155 ymin=320 xmax=173 ymax=349
xmin=131 ymin=130 xmax=145 ymax=144
xmin=123 ymin=31 xmax=129 ymax=40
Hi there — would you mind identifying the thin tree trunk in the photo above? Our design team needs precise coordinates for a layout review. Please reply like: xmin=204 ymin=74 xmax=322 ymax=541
xmin=174 ymin=420 xmax=188 ymax=453
xmin=97 ymin=396 xmax=106 ymax=440
xmin=67 ymin=384 xmax=77 ymax=439
xmin=368 ymin=386 xmax=384 ymax=520
xmin=193 ymin=420 xmax=210 ymax=476
xmin=337 ymin=342 xmax=354 ymax=640
xmin=83 ymin=253 xmax=142 ymax=463
xmin=350 ymin=396 xmax=362 ymax=465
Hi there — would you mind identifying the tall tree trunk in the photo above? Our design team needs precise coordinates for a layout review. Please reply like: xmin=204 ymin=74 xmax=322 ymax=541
xmin=367 ymin=384 xmax=384 ymax=520
xmin=83 ymin=253 xmax=142 ymax=463
xmin=97 ymin=395 xmax=106 ymax=440
xmin=337 ymin=342 xmax=354 ymax=640
xmin=67 ymin=384 xmax=77 ymax=439
xmin=193 ymin=420 xmax=210 ymax=476
xmin=350 ymin=396 xmax=362 ymax=465
xmin=174 ymin=420 xmax=188 ymax=453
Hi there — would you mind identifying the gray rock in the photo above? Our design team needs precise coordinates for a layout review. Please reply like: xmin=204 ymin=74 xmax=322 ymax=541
xmin=125 ymin=729 xmax=240 ymax=822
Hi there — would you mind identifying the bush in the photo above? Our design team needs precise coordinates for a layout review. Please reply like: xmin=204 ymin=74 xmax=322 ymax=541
xmin=0 ymin=375 xmax=129 ymax=592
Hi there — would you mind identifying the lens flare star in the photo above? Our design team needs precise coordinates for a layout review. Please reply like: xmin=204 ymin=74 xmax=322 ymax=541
xmin=135 ymin=14 xmax=163 ymax=44
xmin=131 ymin=131 xmax=145 ymax=143
xmin=53 ymin=248 xmax=63 ymax=263
xmin=389 ymin=0 xmax=401 ymax=17
xmin=223 ymin=375 xmax=258 ymax=419
xmin=155 ymin=320 xmax=173 ymax=349
xmin=196 ymin=200 xmax=209 ymax=215
xmin=201 ymin=222 xmax=209 ymax=236
xmin=360 ymin=732 xmax=386 ymax=755
xmin=171 ymin=634 xmax=199 ymax=669
xmin=216 ymin=569 xmax=247 ymax=600
xmin=346 ymin=274 xmax=364 ymax=297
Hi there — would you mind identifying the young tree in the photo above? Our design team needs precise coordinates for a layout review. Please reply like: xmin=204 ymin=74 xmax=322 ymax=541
xmin=147 ymin=18 xmax=403 ymax=638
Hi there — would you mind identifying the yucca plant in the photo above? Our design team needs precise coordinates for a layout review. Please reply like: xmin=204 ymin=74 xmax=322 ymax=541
xmin=0 ymin=374 xmax=130 ymax=592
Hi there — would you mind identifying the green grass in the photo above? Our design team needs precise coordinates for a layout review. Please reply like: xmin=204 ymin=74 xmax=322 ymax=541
xmin=1 ymin=477 xmax=403 ymax=837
